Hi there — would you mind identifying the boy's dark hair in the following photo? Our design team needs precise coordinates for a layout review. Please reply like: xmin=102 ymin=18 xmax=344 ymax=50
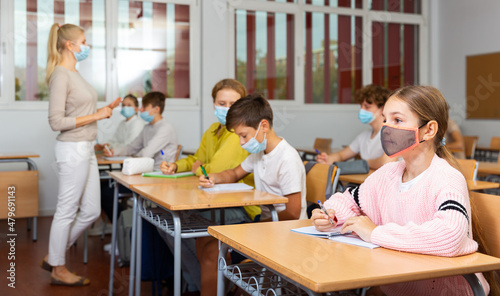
xmin=142 ymin=91 xmax=166 ymax=113
xmin=123 ymin=94 xmax=139 ymax=107
xmin=353 ymin=84 xmax=390 ymax=108
xmin=226 ymin=93 xmax=273 ymax=131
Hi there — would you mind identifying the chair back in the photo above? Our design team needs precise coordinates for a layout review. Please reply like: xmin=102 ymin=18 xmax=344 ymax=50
xmin=470 ymin=192 xmax=500 ymax=258
xmin=456 ymin=159 xmax=478 ymax=181
xmin=490 ymin=137 xmax=500 ymax=150
xmin=303 ymin=161 xmax=340 ymax=203
xmin=313 ymin=138 xmax=332 ymax=154
xmin=463 ymin=136 xmax=478 ymax=159
xmin=175 ymin=145 xmax=183 ymax=161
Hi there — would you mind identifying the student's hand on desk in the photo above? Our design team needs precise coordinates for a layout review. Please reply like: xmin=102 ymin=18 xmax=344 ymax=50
xmin=191 ymin=160 xmax=202 ymax=174
xmin=94 ymin=144 xmax=104 ymax=151
xmin=160 ymin=161 xmax=177 ymax=174
xmin=340 ymin=216 xmax=376 ymax=243
xmin=311 ymin=208 xmax=337 ymax=231
xmin=198 ymin=174 xmax=214 ymax=188
xmin=316 ymin=152 xmax=329 ymax=164
xmin=108 ymin=97 xmax=122 ymax=109
xmin=103 ymin=148 xmax=114 ymax=157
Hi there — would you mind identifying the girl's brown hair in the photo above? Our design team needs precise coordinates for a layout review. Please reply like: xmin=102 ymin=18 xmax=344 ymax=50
xmin=46 ymin=23 xmax=85 ymax=84
xmin=391 ymin=85 xmax=500 ymax=295
xmin=211 ymin=79 xmax=247 ymax=102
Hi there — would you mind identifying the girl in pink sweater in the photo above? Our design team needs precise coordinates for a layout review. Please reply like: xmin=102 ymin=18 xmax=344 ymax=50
xmin=312 ymin=86 xmax=495 ymax=295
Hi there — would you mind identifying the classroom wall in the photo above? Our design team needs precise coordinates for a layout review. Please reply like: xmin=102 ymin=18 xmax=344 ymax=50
xmin=435 ymin=0 xmax=500 ymax=146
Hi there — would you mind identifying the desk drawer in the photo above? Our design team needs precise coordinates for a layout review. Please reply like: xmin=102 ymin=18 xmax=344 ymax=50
xmin=0 ymin=171 xmax=38 ymax=219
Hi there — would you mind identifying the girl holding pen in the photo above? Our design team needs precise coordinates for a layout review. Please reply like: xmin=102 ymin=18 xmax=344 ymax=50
xmin=311 ymin=85 xmax=498 ymax=295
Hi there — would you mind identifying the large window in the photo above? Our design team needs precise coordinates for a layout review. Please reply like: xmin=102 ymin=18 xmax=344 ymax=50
xmin=305 ymin=12 xmax=363 ymax=104
xmin=235 ymin=9 xmax=295 ymax=101
xmin=13 ymin=0 xmax=106 ymax=101
xmin=0 ymin=0 xmax=199 ymax=107
xmin=230 ymin=0 xmax=426 ymax=105
xmin=117 ymin=1 xmax=190 ymax=99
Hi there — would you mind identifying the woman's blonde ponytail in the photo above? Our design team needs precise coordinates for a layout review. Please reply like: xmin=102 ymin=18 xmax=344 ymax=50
xmin=46 ymin=23 xmax=61 ymax=85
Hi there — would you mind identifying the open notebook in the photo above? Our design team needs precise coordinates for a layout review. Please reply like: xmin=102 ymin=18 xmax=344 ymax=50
xmin=199 ymin=183 xmax=254 ymax=193
xmin=291 ymin=225 xmax=379 ymax=249
xmin=142 ymin=171 xmax=195 ymax=179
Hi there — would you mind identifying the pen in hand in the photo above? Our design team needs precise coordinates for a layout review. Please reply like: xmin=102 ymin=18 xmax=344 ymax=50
xmin=104 ymin=144 xmax=112 ymax=156
xmin=315 ymin=149 xmax=321 ymax=154
xmin=200 ymin=165 xmax=213 ymax=185
xmin=317 ymin=200 xmax=336 ymax=225
xmin=160 ymin=150 xmax=169 ymax=167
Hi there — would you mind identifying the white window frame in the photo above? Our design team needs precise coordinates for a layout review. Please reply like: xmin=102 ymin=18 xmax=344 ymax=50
xmin=227 ymin=0 xmax=429 ymax=111
xmin=0 ymin=0 xmax=200 ymax=111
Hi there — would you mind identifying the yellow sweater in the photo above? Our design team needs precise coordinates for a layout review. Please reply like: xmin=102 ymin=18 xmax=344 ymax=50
xmin=175 ymin=122 xmax=260 ymax=220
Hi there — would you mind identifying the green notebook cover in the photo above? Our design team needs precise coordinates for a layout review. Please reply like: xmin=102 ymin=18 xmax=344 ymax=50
xmin=142 ymin=171 xmax=195 ymax=179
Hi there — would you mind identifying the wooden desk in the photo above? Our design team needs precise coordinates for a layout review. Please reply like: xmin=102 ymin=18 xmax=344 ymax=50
xmin=109 ymin=171 xmax=199 ymax=188
xmin=107 ymin=172 xmax=204 ymax=296
xmin=338 ymin=170 xmax=373 ymax=184
xmin=96 ymin=153 xmax=127 ymax=165
xmin=209 ymin=220 xmax=500 ymax=295
xmin=295 ymin=147 xmax=341 ymax=161
xmin=180 ymin=148 xmax=197 ymax=156
xmin=476 ymin=146 xmax=500 ymax=152
xmin=131 ymin=183 xmax=287 ymax=211
xmin=477 ymin=161 xmax=500 ymax=176
xmin=467 ymin=180 xmax=500 ymax=191
xmin=127 ymin=183 xmax=288 ymax=296
xmin=0 ymin=153 xmax=39 ymax=241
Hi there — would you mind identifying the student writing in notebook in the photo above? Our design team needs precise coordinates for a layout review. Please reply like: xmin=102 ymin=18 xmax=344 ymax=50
xmin=157 ymin=80 xmax=260 ymax=294
xmin=104 ymin=91 xmax=177 ymax=170
xmin=198 ymin=94 xmax=307 ymax=296
xmin=317 ymin=84 xmax=393 ymax=169
xmin=311 ymin=86 xmax=498 ymax=296
xmin=160 ymin=79 xmax=259 ymax=220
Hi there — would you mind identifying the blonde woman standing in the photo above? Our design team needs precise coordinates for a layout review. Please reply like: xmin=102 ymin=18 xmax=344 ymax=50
xmin=41 ymin=23 xmax=120 ymax=286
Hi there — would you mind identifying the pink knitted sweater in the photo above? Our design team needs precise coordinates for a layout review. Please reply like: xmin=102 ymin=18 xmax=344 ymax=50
xmin=324 ymin=154 xmax=490 ymax=295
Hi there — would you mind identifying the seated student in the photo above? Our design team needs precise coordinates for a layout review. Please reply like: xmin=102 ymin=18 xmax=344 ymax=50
xmin=95 ymin=94 xmax=145 ymax=152
xmin=160 ymin=78 xmax=258 ymax=221
xmin=91 ymin=94 xmax=146 ymax=235
xmin=317 ymin=84 xmax=393 ymax=170
xmin=311 ymin=85 xmax=497 ymax=296
xmin=197 ymin=93 xmax=307 ymax=296
xmin=446 ymin=117 xmax=466 ymax=159
xmin=157 ymin=80 xmax=259 ymax=294
xmin=104 ymin=91 xmax=177 ymax=169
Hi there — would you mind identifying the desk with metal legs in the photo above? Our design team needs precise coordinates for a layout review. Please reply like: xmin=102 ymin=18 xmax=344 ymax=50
xmin=127 ymin=183 xmax=287 ymax=296
xmin=107 ymin=172 xmax=199 ymax=296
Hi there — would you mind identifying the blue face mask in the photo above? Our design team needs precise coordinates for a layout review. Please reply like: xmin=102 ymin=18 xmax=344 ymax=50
xmin=139 ymin=110 xmax=154 ymax=123
xmin=71 ymin=42 xmax=90 ymax=62
xmin=214 ymin=106 xmax=229 ymax=125
xmin=241 ymin=122 xmax=267 ymax=154
xmin=358 ymin=109 xmax=376 ymax=124
xmin=120 ymin=106 xmax=136 ymax=119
